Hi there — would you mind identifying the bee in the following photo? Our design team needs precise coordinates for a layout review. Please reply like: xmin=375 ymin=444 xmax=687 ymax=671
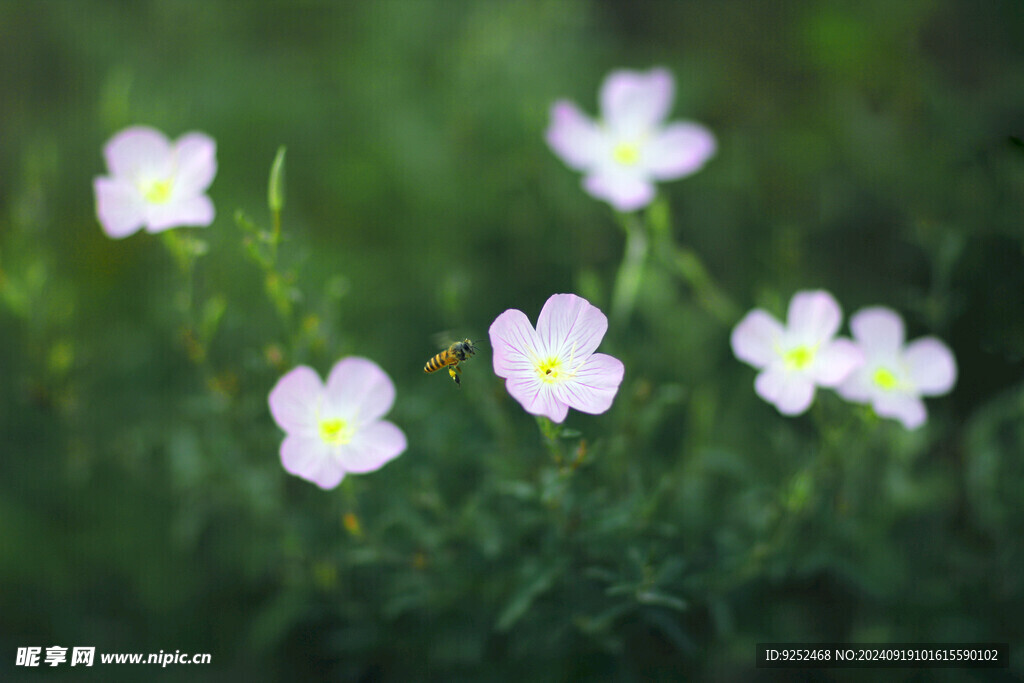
xmin=424 ymin=339 xmax=477 ymax=387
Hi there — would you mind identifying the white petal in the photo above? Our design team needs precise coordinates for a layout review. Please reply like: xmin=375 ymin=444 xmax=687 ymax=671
xmin=145 ymin=195 xmax=215 ymax=232
xmin=810 ymin=338 xmax=864 ymax=387
xmin=731 ymin=309 xmax=783 ymax=369
xmin=280 ymin=434 xmax=345 ymax=489
xmin=268 ymin=366 xmax=323 ymax=438
xmin=94 ymin=177 xmax=146 ymax=238
xmin=489 ymin=308 xmax=543 ymax=378
xmin=836 ymin=366 xmax=874 ymax=403
xmin=601 ymin=67 xmax=674 ymax=137
xmin=787 ymin=290 xmax=842 ymax=344
xmin=504 ymin=374 xmax=569 ymax=423
xmin=104 ymin=126 xmax=173 ymax=180
xmin=323 ymin=357 xmax=396 ymax=424
xmin=536 ymin=293 xmax=608 ymax=360
xmin=904 ymin=338 xmax=957 ymax=396
xmin=337 ymin=420 xmax=407 ymax=474
xmin=850 ymin=307 xmax=905 ymax=352
xmin=582 ymin=170 xmax=655 ymax=212
xmin=755 ymin=368 xmax=816 ymax=415
xmin=172 ymin=132 xmax=217 ymax=197
xmin=551 ymin=352 xmax=624 ymax=416
xmin=643 ymin=122 xmax=716 ymax=180
xmin=546 ymin=101 xmax=605 ymax=171
xmin=873 ymin=393 xmax=927 ymax=430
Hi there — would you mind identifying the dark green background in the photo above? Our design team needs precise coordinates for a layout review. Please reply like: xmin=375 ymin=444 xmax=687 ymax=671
xmin=2 ymin=1 xmax=1023 ymax=680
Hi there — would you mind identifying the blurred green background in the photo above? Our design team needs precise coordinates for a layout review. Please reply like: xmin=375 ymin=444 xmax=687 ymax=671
xmin=2 ymin=0 xmax=1024 ymax=680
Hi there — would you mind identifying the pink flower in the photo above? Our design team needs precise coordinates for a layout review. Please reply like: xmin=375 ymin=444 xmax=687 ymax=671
xmin=837 ymin=307 xmax=957 ymax=429
xmin=731 ymin=290 xmax=864 ymax=416
xmin=489 ymin=293 xmax=625 ymax=423
xmin=268 ymin=357 xmax=407 ymax=490
xmin=94 ymin=126 xmax=217 ymax=239
xmin=545 ymin=67 xmax=716 ymax=211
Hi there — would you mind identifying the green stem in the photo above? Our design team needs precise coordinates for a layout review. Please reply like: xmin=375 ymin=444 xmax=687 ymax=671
xmin=267 ymin=146 xmax=287 ymax=263
xmin=663 ymin=243 xmax=738 ymax=325
xmin=340 ymin=475 xmax=359 ymax=507
xmin=726 ymin=403 xmax=857 ymax=586
xmin=270 ymin=208 xmax=282 ymax=264
xmin=161 ymin=231 xmax=196 ymax=314
xmin=535 ymin=416 xmax=565 ymax=465
xmin=610 ymin=212 xmax=648 ymax=325
xmin=160 ymin=230 xmax=216 ymax=366
xmin=645 ymin=198 xmax=738 ymax=325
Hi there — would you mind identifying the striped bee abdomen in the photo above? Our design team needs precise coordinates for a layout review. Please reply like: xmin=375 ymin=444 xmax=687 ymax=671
xmin=424 ymin=351 xmax=451 ymax=373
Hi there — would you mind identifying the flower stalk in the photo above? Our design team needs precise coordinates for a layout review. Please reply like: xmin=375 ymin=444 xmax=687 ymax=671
xmin=237 ymin=147 xmax=294 ymax=325
xmin=267 ymin=145 xmax=286 ymax=262
xmin=535 ymin=416 xmax=565 ymax=465
xmin=610 ymin=212 xmax=648 ymax=325
xmin=645 ymin=197 xmax=738 ymax=325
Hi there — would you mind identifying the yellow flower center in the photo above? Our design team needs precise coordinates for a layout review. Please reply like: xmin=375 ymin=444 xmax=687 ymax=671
xmin=536 ymin=357 xmax=563 ymax=384
xmin=319 ymin=418 xmax=353 ymax=445
xmin=532 ymin=341 xmax=582 ymax=385
xmin=783 ymin=345 xmax=815 ymax=371
xmin=142 ymin=178 xmax=173 ymax=204
xmin=872 ymin=367 xmax=900 ymax=391
xmin=612 ymin=142 xmax=641 ymax=166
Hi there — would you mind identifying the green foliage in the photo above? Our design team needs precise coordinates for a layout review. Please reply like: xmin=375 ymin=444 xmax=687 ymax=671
xmin=2 ymin=0 xmax=1023 ymax=680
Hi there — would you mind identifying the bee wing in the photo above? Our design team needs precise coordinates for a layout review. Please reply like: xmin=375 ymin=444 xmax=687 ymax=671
xmin=432 ymin=331 xmax=482 ymax=350
xmin=430 ymin=330 xmax=459 ymax=349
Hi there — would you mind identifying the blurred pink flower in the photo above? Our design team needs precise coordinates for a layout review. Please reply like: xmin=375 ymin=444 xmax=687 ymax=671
xmin=268 ymin=357 xmax=407 ymax=490
xmin=545 ymin=67 xmax=716 ymax=211
xmin=94 ymin=125 xmax=217 ymax=239
xmin=731 ymin=290 xmax=863 ymax=416
xmin=489 ymin=293 xmax=624 ymax=423
xmin=837 ymin=307 xmax=957 ymax=429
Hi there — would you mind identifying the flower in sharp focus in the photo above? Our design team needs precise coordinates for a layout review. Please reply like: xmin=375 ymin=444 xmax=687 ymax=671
xmin=489 ymin=293 xmax=625 ymax=423
xmin=837 ymin=307 xmax=957 ymax=429
xmin=731 ymin=290 xmax=864 ymax=416
xmin=545 ymin=66 xmax=716 ymax=212
xmin=94 ymin=125 xmax=217 ymax=239
xmin=268 ymin=357 xmax=407 ymax=490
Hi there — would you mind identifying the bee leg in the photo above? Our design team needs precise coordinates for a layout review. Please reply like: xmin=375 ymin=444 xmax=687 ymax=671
xmin=449 ymin=365 xmax=461 ymax=387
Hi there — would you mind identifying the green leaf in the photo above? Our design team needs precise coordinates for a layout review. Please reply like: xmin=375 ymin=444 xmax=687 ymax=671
xmin=234 ymin=209 xmax=259 ymax=233
xmin=635 ymin=589 xmax=688 ymax=611
xmin=495 ymin=560 xmax=565 ymax=632
xmin=200 ymin=294 xmax=228 ymax=342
